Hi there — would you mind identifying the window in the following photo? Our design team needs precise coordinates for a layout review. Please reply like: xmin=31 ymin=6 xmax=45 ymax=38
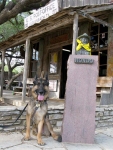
xmin=31 ymin=43 xmax=39 ymax=77
xmin=90 ymin=23 xmax=108 ymax=76
xmin=49 ymin=52 xmax=58 ymax=74
xmin=32 ymin=43 xmax=39 ymax=60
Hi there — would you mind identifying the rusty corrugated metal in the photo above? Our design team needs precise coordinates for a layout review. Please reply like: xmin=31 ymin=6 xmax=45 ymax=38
xmin=60 ymin=0 xmax=112 ymax=8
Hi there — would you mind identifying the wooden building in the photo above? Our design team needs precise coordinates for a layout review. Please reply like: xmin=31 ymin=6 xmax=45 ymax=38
xmin=0 ymin=0 xmax=113 ymax=101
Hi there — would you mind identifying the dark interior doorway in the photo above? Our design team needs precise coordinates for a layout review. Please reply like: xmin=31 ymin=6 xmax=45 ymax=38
xmin=29 ymin=43 xmax=39 ymax=78
xmin=60 ymin=44 xmax=72 ymax=98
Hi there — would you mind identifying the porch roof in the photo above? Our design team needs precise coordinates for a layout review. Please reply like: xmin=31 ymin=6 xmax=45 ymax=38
xmin=0 ymin=3 xmax=113 ymax=51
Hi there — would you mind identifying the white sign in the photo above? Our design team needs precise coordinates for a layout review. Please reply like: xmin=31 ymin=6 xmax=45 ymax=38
xmin=49 ymin=80 xmax=57 ymax=92
xmin=24 ymin=0 xmax=59 ymax=29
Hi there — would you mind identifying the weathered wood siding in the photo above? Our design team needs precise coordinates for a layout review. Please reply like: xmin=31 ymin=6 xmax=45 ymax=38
xmin=107 ymin=14 xmax=113 ymax=76
xmin=43 ymin=26 xmax=73 ymax=99
xmin=59 ymin=0 xmax=112 ymax=8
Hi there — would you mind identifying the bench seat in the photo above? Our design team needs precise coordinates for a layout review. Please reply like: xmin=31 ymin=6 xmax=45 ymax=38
xmin=13 ymin=78 xmax=33 ymax=95
xmin=96 ymin=77 xmax=113 ymax=104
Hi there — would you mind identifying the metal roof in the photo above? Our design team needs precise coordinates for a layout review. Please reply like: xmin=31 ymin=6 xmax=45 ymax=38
xmin=59 ymin=0 xmax=112 ymax=8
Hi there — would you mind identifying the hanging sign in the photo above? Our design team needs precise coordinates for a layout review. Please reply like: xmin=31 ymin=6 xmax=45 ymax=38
xmin=24 ymin=0 xmax=59 ymax=29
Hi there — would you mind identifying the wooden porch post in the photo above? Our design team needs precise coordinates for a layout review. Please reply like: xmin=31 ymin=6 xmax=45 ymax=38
xmin=72 ymin=13 xmax=78 ymax=55
xmin=0 ymin=51 xmax=5 ymax=98
xmin=37 ymin=39 xmax=44 ymax=74
xmin=22 ymin=38 xmax=30 ymax=102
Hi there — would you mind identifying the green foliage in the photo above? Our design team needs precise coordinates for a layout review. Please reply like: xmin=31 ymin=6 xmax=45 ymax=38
xmin=4 ymin=65 xmax=23 ymax=74
xmin=12 ymin=0 xmax=16 ymax=4
xmin=0 ymin=14 xmax=24 ymax=42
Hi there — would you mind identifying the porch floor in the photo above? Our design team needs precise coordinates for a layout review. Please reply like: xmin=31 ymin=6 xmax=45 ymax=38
xmin=2 ymin=90 xmax=100 ymax=107
xmin=2 ymin=90 xmax=65 ymax=107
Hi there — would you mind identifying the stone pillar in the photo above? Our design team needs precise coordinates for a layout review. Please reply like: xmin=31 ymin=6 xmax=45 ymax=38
xmin=62 ymin=55 xmax=98 ymax=144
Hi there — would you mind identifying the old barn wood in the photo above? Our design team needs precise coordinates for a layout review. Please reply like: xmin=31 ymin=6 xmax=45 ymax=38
xmin=0 ymin=0 xmax=113 ymax=104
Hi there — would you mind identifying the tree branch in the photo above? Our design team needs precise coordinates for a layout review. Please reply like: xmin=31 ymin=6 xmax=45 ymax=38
xmin=6 ymin=72 xmax=23 ymax=90
xmin=0 ymin=33 xmax=6 ymax=40
xmin=8 ymin=18 xmax=20 ymax=32
xmin=12 ymin=62 xmax=24 ymax=70
xmin=0 ymin=0 xmax=50 ymax=25
xmin=3 ymin=53 xmax=23 ymax=58
xmin=0 ymin=0 xmax=7 ymax=12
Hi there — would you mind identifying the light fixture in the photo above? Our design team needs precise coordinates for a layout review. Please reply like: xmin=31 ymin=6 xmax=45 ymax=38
xmin=62 ymin=49 xmax=71 ymax=52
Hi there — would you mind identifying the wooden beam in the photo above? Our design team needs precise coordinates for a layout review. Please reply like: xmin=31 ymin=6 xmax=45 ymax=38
xmin=0 ymin=5 xmax=113 ymax=51
xmin=22 ymin=38 xmax=30 ymax=102
xmin=0 ymin=16 xmax=74 ymax=51
xmin=37 ymin=39 xmax=44 ymax=74
xmin=76 ymin=10 xmax=113 ymax=30
xmin=72 ymin=13 xmax=78 ymax=55
xmin=0 ymin=51 xmax=5 ymax=98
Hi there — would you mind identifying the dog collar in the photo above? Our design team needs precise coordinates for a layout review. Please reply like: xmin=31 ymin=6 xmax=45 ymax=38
xmin=36 ymin=103 xmax=40 ymax=107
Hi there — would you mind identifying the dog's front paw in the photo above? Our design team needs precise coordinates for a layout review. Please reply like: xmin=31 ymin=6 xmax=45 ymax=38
xmin=54 ymin=135 xmax=62 ymax=142
xmin=57 ymin=135 xmax=62 ymax=142
xmin=23 ymin=136 xmax=30 ymax=141
xmin=38 ymin=139 xmax=46 ymax=146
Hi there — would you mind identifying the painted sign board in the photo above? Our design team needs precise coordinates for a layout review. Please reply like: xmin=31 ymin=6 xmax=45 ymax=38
xmin=49 ymin=80 xmax=58 ymax=92
xmin=24 ymin=0 xmax=59 ymax=29
xmin=74 ymin=58 xmax=94 ymax=64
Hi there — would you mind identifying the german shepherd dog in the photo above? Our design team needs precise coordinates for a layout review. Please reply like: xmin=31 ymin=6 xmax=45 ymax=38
xmin=24 ymin=71 xmax=62 ymax=145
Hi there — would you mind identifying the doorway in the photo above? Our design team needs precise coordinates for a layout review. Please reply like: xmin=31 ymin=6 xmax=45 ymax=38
xmin=60 ymin=44 xmax=72 ymax=98
xmin=29 ymin=43 xmax=39 ymax=78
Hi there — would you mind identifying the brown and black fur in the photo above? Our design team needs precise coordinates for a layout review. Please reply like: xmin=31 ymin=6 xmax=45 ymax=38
xmin=24 ymin=71 xmax=62 ymax=145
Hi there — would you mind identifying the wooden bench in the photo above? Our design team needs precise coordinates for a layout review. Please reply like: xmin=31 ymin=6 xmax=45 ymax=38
xmin=5 ymin=80 xmax=20 ymax=86
xmin=96 ymin=77 xmax=113 ymax=104
xmin=13 ymin=78 xmax=34 ymax=95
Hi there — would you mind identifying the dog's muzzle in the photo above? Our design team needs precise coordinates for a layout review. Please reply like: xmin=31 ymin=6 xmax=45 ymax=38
xmin=36 ymin=85 xmax=45 ymax=101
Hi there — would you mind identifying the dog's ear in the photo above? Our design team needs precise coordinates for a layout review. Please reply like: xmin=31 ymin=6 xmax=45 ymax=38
xmin=34 ymin=75 xmax=37 ymax=80
xmin=45 ymin=73 xmax=49 ymax=86
xmin=27 ymin=88 xmax=32 ymax=97
xmin=45 ymin=73 xmax=48 ymax=81
xmin=33 ymin=75 xmax=37 ymax=85
xmin=33 ymin=80 xmax=36 ymax=85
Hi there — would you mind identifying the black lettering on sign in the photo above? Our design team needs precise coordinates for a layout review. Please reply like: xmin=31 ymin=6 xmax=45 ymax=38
xmin=74 ymin=58 xmax=94 ymax=64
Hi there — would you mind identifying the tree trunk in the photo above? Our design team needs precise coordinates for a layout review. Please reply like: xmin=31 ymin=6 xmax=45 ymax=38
xmin=6 ymin=72 xmax=23 ymax=90
xmin=8 ymin=67 xmax=12 ymax=80
xmin=0 ymin=0 xmax=50 ymax=25
xmin=6 ymin=57 xmax=12 ymax=80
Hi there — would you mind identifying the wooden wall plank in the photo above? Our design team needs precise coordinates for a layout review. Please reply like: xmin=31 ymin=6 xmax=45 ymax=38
xmin=97 ymin=77 xmax=113 ymax=87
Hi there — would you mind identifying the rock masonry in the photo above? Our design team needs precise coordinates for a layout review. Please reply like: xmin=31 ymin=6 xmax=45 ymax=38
xmin=0 ymin=104 xmax=113 ymax=132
